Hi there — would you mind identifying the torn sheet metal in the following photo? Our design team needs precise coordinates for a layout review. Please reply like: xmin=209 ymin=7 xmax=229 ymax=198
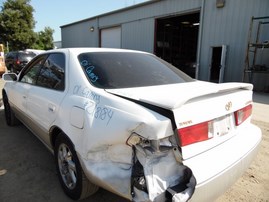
xmin=81 ymin=143 xmax=196 ymax=202
xmin=132 ymin=145 xmax=196 ymax=202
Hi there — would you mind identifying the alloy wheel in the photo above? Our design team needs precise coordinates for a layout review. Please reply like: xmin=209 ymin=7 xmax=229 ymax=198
xmin=57 ymin=143 xmax=77 ymax=190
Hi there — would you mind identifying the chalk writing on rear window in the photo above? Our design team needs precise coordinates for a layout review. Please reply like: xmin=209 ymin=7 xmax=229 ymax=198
xmin=80 ymin=60 xmax=99 ymax=83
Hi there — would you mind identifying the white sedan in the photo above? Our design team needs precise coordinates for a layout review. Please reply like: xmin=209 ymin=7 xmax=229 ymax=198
xmin=2 ymin=48 xmax=261 ymax=202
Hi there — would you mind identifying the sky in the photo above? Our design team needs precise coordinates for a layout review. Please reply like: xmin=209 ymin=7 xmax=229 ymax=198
xmin=30 ymin=0 xmax=149 ymax=41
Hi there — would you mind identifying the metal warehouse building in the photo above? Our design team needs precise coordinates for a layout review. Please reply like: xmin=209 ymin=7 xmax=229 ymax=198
xmin=61 ymin=0 xmax=269 ymax=92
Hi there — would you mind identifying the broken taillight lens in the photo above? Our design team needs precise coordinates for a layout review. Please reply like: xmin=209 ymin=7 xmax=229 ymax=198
xmin=234 ymin=104 xmax=252 ymax=126
xmin=177 ymin=121 xmax=213 ymax=147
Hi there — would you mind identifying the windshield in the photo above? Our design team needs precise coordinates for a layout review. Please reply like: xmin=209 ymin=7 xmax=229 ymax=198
xmin=78 ymin=52 xmax=193 ymax=89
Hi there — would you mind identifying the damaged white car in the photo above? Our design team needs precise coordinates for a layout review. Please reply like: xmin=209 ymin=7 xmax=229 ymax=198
xmin=2 ymin=48 xmax=261 ymax=202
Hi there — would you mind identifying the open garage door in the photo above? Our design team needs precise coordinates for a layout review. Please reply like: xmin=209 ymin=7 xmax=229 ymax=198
xmin=155 ymin=12 xmax=200 ymax=78
xmin=101 ymin=26 xmax=121 ymax=48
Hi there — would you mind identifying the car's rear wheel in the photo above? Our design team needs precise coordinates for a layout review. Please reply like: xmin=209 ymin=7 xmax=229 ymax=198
xmin=54 ymin=133 xmax=99 ymax=200
xmin=2 ymin=92 xmax=20 ymax=126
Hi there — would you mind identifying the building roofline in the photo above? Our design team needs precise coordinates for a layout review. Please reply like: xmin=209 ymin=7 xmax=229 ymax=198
xmin=60 ymin=0 xmax=161 ymax=28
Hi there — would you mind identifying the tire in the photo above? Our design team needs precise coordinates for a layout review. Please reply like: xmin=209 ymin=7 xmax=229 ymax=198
xmin=54 ymin=133 xmax=99 ymax=200
xmin=2 ymin=92 xmax=20 ymax=126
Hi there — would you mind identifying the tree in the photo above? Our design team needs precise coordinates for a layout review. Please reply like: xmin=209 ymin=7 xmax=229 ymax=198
xmin=0 ymin=0 xmax=54 ymax=51
xmin=0 ymin=0 xmax=36 ymax=50
xmin=32 ymin=27 xmax=54 ymax=50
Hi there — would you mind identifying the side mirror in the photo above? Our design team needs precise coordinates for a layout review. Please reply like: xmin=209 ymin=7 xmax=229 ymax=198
xmin=2 ymin=73 xmax=18 ymax=82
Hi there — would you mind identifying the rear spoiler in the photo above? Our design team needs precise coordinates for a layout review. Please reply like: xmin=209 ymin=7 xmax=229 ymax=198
xmin=172 ymin=83 xmax=253 ymax=109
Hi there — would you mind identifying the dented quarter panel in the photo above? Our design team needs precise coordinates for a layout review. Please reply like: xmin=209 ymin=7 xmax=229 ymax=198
xmin=75 ymin=92 xmax=175 ymax=199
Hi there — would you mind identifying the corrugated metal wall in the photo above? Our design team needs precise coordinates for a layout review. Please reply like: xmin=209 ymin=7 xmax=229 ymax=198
xmin=61 ymin=0 xmax=269 ymax=88
xmin=122 ymin=18 xmax=155 ymax=53
xmin=62 ymin=18 xmax=99 ymax=47
xmin=200 ymin=0 xmax=269 ymax=84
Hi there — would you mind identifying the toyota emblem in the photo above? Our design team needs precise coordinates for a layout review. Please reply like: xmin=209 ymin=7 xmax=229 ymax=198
xmin=225 ymin=101 xmax=232 ymax=111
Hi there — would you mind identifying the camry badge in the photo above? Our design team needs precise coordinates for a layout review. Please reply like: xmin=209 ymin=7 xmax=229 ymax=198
xmin=225 ymin=101 xmax=232 ymax=111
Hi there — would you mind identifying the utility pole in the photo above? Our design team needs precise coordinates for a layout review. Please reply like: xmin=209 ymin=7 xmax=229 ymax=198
xmin=6 ymin=41 xmax=9 ymax=52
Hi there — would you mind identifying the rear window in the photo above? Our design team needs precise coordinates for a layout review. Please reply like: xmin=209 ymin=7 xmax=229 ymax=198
xmin=78 ymin=52 xmax=193 ymax=89
xmin=19 ymin=52 xmax=36 ymax=60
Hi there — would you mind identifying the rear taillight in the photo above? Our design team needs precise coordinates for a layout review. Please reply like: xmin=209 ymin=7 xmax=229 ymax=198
xmin=234 ymin=104 xmax=252 ymax=126
xmin=178 ymin=104 xmax=252 ymax=147
xmin=177 ymin=121 xmax=213 ymax=147
xmin=16 ymin=59 xmax=20 ymax=65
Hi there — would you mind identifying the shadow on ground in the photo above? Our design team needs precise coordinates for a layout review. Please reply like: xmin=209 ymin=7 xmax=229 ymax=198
xmin=253 ymin=93 xmax=269 ymax=105
xmin=0 ymin=109 xmax=129 ymax=202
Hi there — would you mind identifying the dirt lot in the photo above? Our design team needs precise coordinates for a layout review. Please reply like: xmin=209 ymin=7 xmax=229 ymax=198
xmin=0 ymin=109 xmax=129 ymax=202
xmin=0 ymin=77 xmax=268 ymax=201
xmin=216 ymin=120 xmax=269 ymax=202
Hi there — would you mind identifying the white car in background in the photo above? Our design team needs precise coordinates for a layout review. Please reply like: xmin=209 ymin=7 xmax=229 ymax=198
xmin=2 ymin=48 xmax=261 ymax=202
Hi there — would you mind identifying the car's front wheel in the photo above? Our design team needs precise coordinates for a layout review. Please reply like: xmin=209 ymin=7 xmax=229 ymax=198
xmin=54 ymin=133 xmax=99 ymax=200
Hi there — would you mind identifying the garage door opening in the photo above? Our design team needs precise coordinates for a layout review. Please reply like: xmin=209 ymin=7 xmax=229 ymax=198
xmin=155 ymin=12 xmax=200 ymax=78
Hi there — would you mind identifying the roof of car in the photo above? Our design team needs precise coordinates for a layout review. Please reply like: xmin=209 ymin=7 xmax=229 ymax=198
xmin=42 ymin=48 xmax=150 ymax=55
